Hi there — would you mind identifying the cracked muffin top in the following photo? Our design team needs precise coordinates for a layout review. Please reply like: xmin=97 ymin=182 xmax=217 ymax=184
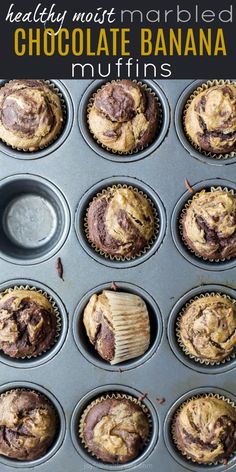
xmin=0 ymin=289 xmax=57 ymax=358
xmin=81 ymin=396 xmax=149 ymax=463
xmin=181 ymin=189 xmax=236 ymax=260
xmin=184 ymin=84 xmax=236 ymax=154
xmin=0 ymin=80 xmax=63 ymax=151
xmin=88 ymin=80 xmax=159 ymax=153
xmin=0 ymin=389 xmax=57 ymax=461
xmin=86 ymin=187 xmax=156 ymax=258
xmin=173 ymin=396 xmax=236 ymax=464
xmin=178 ymin=295 xmax=236 ymax=362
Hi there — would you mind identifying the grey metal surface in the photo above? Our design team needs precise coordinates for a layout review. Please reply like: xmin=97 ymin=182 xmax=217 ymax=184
xmin=0 ymin=79 xmax=235 ymax=472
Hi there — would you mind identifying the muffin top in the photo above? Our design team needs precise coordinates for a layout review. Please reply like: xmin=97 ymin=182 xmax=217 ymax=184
xmin=83 ymin=290 xmax=150 ymax=364
xmin=178 ymin=295 xmax=236 ymax=362
xmin=182 ymin=189 xmax=236 ymax=260
xmin=0 ymin=80 xmax=63 ymax=151
xmin=184 ymin=84 xmax=236 ymax=154
xmin=87 ymin=187 xmax=155 ymax=258
xmin=0 ymin=389 xmax=57 ymax=461
xmin=81 ymin=396 xmax=149 ymax=463
xmin=0 ymin=290 xmax=57 ymax=358
xmin=88 ymin=80 xmax=158 ymax=153
xmin=173 ymin=396 xmax=236 ymax=464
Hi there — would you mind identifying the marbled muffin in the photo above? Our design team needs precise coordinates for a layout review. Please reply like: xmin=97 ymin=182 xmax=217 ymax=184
xmin=0 ymin=389 xmax=57 ymax=461
xmin=178 ymin=295 xmax=236 ymax=362
xmin=0 ymin=289 xmax=57 ymax=358
xmin=83 ymin=290 xmax=150 ymax=364
xmin=0 ymin=80 xmax=63 ymax=151
xmin=173 ymin=396 xmax=236 ymax=464
xmin=80 ymin=396 xmax=149 ymax=463
xmin=88 ymin=80 xmax=159 ymax=153
xmin=87 ymin=187 xmax=156 ymax=258
xmin=181 ymin=189 xmax=236 ymax=260
xmin=184 ymin=84 xmax=236 ymax=154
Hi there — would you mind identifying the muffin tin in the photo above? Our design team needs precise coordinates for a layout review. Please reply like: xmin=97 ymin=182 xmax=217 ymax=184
xmin=0 ymin=79 xmax=236 ymax=471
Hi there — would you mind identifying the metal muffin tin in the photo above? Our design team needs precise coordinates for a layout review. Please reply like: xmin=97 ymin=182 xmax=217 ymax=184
xmin=0 ymin=79 xmax=236 ymax=472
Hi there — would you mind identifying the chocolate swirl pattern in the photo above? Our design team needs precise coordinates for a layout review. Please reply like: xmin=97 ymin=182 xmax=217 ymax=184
xmin=184 ymin=84 xmax=236 ymax=154
xmin=177 ymin=295 xmax=236 ymax=363
xmin=0 ymin=389 xmax=57 ymax=461
xmin=80 ymin=396 xmax=149 ymax=463
xmin=88 ymin=80 xmax=159 ymax=153
xmin=181 ymin=189 xmax=236 ymax=260
xmin=0 ymin=80 xmax=63 ymax=151
xmin=0 ymin=290 xmax=57 ymax=358
xmin=173 ymin=396 xmax=236 ymax=464
xmin=86 ymin=187 xmax=156 ymax=259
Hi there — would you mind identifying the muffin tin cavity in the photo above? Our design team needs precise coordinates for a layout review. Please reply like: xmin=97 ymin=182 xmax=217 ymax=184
xmin=168 ymin=285 xmax=236 ymax=374
xmin=75 ymin=176 xmax=166 ymax=268
xmin=70 ymin=384 xmax=158 ymax=471
xmin=73 ymin=282 xmax=163 ymax=371
xmin=79 ymin=79 xmax=170 ymax=162
xmin=175 ymin=79 xmax=236 ymax=166
xmin=0 ymin=80 xmax=73 ymax=160
xmin=164 ymin=387 xmax=236 ymax=472
xmin=0 ymin=381 xmax=65 ymax=469
xmin=171 ymin=179 xmax=236 ymax=271
xmin=0 ymin=174 xmax=70 ymax=264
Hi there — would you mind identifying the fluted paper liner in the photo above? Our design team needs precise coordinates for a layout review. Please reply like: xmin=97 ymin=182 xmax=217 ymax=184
xmin=103 ymin=290 xmax=150 ymax=364
xmin=0 ymin=285 xmax=61 ymax=359
xmin=176 ymin=292 xmax=236 ymax=366
xmin=79 ymin=392 xmax=152 ymax=460
xmin=0 ymin=79 xmax=66 ymax=153
xmin=87 ymin=80 xmax=162 ymax=155
xmin=183 ymin=79 xmax=236 ymax=160
xmin=179 ymin=186 xmax=236 ymax=262
xmin=171 ymin=393 xmax=236 ymax=466
xmin=84 ymin=184 xmax=159 ymax=262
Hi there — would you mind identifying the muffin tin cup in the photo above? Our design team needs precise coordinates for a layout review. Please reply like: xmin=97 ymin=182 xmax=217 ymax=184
xmin=164 ymin=387 xmax=236 ymax=471
xmin=72 ymin=282 xmax=163 ymax=372
xmin=71 ymin=384 xmax=158 ymax=471
xmin=0 ymin=174 xmax=71 ymax=265
xmin=175 ymin=79 xmax=236 ymax=166
xmin=0 ymin=381 xmax=66 ymax=469
xmin=171 ymin=178 xmax=236 ymax=271
xmin=79 ymin=79 xmax=170 ymax=162
xmin=0 ymin=79 xmax=74 ymax=160
xmin=168 ymin=284 xmax=236 ymax=374
xmin=75 ymin=176 xmax=166 ymax=268
xmin=0 ymin=279 xmax=68 ymax=368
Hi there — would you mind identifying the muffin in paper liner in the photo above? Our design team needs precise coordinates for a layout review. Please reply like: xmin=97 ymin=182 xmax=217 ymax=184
xmin=87 ymin=80 xmax=162 ymax=155
xmin=83 ymin=289 xmax=150 ymax=365
xmin=0 ymin=285 xmax=61 ymax=359
xmin=176 ymin=292 xmax=236 ymax=366
xmin=0 ymin=79 xmax=66 ymax=153
xmin=183 ymin=79 xmax=236 ymax=160
xmin=84 ymin=184 xmax=159 ymax=262
xmin=79 ymin=392 xmax=152 ymax=464
xmin=171 ymin=393 xmax=236 ymax=466
xmin=179 ymin=186 xmax=236 ymax=262
xmin=0 ymin=387 xmax=58 ymax=461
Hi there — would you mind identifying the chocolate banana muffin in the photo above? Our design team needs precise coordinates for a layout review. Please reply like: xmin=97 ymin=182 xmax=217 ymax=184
xmin=173 ymin=396 xmax=236 ymax=464
xmin=88 ymin=80 xmax=159 ymax=153
xmin=0 ymin=289 xmax=57 ymax=358
xmin=83 ymin=290 xmax=150 ymax=364
xmin=0 ymin=80 xmax=63 ymax=151
xmin=80 ymin=396 xmax=149 ymax=463
xmin=0 ymin=389 xmax=57 ymax=461
xmin=184 ymin=84 xmax=236 ymax=154
xmin=86 ymin=187 xmax=156 ymax=258
xmin=178 ymin=295 xmax=236 ymax=362
xmin=181 ymin=189 xmax=236 ymax=260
